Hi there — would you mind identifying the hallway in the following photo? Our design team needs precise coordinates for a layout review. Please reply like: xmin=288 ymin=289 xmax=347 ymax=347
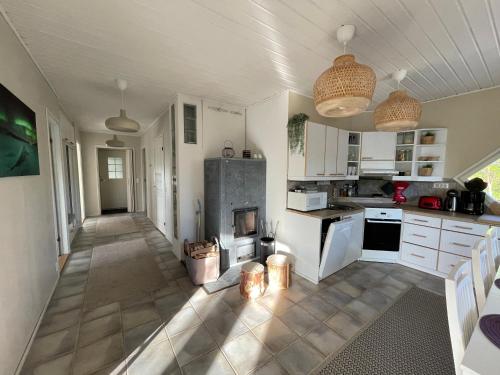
xmin=21 ymin=214 xmax=186 ymax=374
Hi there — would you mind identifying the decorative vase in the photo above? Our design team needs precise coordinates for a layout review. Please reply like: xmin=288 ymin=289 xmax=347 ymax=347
xmin=221 ymin=140 xmax=235 ymax=158
xmin=418 ymin=167 xmax=433 ymax=176
xmin=421 ymin=135 xmax=435 ymax=144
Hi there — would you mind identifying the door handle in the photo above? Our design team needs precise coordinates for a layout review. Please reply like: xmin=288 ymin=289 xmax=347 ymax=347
xmin=451 ymin=242 xmax=470 ymax=248
xmin=412 ymin=233 xmax=427 ymax=238
xmin=410 ymin=253 xmax=425 ymax=259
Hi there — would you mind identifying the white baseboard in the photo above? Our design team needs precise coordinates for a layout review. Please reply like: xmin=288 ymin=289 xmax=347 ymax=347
xmin=14 ymin=274 xmax=60 ymax=375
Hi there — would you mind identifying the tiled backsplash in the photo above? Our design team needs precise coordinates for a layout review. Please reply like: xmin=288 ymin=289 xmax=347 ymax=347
xmin=288 ymin=178 xmax=462 ymax=204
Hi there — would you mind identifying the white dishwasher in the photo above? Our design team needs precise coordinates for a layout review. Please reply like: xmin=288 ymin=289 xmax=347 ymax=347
xmin=319 ymin=217 xmax=354 ymax=279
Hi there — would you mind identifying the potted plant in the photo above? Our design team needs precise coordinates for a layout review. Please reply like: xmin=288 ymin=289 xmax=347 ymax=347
xmin=421 ymin=131 xmax=435 ymax=144
xmin=287 ymin=113 xmax=309 ymax=155
xmin=418 ymin=164 xmax=433 ymax=176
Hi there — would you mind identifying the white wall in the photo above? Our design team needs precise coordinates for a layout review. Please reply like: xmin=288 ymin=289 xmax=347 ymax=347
xmin=80 ymin=131 xmax=142 ymax=217
xmin=140 ymin=108 xmax=174 ymax=242
xmin=0 ymin=14 xmax=74 ymax=375
xmin=246 ymin=90 xmax=289 ymax=252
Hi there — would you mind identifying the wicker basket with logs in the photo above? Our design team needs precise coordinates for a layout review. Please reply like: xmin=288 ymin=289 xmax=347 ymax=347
xmin=240 ymin=262 xmax=265 ymax=299
xmin=184 ymin=238 xmax=220 ymax=285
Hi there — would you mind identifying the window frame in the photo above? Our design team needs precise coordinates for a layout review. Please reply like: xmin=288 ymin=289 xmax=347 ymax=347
xmin=454 ymin=148 xmax=500 ymax=204
xmin=107 ymin=156 xmax=124 ymax=180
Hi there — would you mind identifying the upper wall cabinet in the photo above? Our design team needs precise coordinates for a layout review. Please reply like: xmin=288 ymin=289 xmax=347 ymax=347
xmin=360 ymin=132 xmax=397 ymax=173
xmin=288 ymin=121 xmax=356 ymax=181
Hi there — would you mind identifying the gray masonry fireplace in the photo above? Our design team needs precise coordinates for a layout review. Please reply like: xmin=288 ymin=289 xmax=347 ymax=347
xmin=204 ymin=158 xmax=266 ymax=271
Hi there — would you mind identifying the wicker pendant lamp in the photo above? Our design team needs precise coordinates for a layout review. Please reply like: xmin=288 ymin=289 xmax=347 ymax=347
xmin=314 ymin=25 xmax=376 ymax=117
xmin=374 ymin=69 xmax=422 ymax=131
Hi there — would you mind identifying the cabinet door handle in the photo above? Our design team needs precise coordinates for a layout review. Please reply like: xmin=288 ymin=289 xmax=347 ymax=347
xmin=451 ymin=242 xmax=470 ymax=248
xmin=316 ymin=173 xmax=325 ymax=176
xmin=361 ymin=157 xmax=373 ymax=160
xmin=410 ymin=253 xmax=425 ymax=259
xmin=412 ymin=233 xmax=427 ymax=238
xmin=413 ymin=219 xmax=428 ymax=223
xmin=453 ymin=225 xmax=473 ymax=231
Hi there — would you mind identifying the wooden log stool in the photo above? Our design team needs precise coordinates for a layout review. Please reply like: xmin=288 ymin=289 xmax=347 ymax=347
xmin=240 ymin=262 xmax=265 ymax=299
xmin=266 ymin=254 xmax=290 ymax=290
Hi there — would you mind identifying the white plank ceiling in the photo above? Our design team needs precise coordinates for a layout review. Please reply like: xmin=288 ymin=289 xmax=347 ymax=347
xmin=2 ymin=0 xmax=500 ymax=133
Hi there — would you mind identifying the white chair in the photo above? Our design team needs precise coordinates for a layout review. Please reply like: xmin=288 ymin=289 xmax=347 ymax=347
xmin=446 ymin=260 xmax=478 ymax=375
xmin=471 ymin=239 xmax=495 ymax=311
xmin=485 ymin=227 xmax=499 ymax=270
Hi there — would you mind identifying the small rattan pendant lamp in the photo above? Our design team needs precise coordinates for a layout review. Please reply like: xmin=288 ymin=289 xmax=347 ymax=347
xmin=374 ymin=69 xmax=422 ymax=131
xmin=314 ymin=25 xmax=376 ymax=117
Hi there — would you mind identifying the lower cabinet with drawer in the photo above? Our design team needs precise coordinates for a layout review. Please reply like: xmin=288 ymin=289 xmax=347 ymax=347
xmin=402 ymin=223 xmax=441 ymax=249
xmin=439 ymin=230 xmax=481 ymax=257
xmin=401 ymin=242 xmax=438 ymax=271
xmin=437 ymin=251 xmax=468 ymax=275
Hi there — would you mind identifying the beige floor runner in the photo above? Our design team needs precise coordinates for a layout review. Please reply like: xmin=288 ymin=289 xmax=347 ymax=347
xmin=95 ymin=215 xmax=138 ymax=237
xmin=85 ymin=238 xmax=166 ymax=308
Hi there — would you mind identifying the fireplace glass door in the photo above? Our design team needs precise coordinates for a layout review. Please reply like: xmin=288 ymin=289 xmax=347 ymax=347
xmin=233 ymin=208 xmax=258 ymax=238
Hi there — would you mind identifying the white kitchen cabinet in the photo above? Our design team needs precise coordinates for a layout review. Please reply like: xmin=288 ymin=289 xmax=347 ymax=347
xmin=288 ymin=121 xmax=356 ymax=181
xmin=324 ymin=126 xmax=339 ymax=176
xmin=305 ymin=121 xmax=326 ymax=177
xmin=336 ymin=129 xmax=349 ymax=176
xmin=361 ymin=132 xmax=397 ymax=161
xmin=401 ymin=242 xmax=438 ymax=271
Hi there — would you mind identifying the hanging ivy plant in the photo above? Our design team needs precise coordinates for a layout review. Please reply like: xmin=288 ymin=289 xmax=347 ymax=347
xmin=287 ymin=113 xmax=309 ymax=155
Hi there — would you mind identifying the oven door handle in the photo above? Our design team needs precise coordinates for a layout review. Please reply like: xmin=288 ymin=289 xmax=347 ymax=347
xmin=366 ymin=219 xmax=401 ymax=224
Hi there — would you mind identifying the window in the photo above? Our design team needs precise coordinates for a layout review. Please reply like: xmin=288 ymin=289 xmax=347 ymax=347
xmin=183 ymin=103 xmax=197 ymax=144
xmin=107 ymin=157 xmax=123 ymax=179
xmin=456 ymin=150 xmax=500 ymax=202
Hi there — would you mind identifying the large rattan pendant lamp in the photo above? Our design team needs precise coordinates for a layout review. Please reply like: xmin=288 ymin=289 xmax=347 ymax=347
xmin=314 ymin=25 xmax=376 ymax=117
xmin=374 ymin=69 xmax=422 ymax=131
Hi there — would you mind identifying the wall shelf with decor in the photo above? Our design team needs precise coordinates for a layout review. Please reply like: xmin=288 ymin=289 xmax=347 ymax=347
xmin=392 ymin=128 xmax=447 ymax=181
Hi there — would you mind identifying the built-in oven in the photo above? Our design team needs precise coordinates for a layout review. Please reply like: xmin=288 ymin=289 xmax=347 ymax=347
xmin=361 ymin=207 xmax=402 ymax=262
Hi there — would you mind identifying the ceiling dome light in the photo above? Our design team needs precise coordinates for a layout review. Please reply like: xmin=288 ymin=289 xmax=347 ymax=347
xmin=105 ymin=79 xmax=140 ymax=133
xmin=314 ymin=25 xmax=376 ymax=117
xmin=374 ymin=69 xmax=422 ymax=131
xmin=105 ymin=135 xmax=125 ymax=147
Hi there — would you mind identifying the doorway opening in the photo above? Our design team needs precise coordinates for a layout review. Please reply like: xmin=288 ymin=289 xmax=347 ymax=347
xmin=96 ymin=147 xmax=135 ymax=215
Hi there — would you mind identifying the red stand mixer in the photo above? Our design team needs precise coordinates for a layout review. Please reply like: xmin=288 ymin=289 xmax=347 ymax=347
xmin=392 ymin=181 xmax=410 ymax=204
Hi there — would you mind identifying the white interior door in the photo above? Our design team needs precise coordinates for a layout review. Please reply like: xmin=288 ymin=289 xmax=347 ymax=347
xmin=153 ymin=136 xmax=166 ymax=234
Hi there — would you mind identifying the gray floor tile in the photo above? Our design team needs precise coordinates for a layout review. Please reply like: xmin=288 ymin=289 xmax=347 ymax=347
xmin=221 ymin=285 xmax=247 ymax=309
xmin=52 ymin=283 xmax=86 ymax=300
xmin=127 ymin=339 xmax=180 ymax=375
xmin=38 ymin=308 xmax=81 ymax=337
xmin=191 ymin=295 xmax=232 ymax=321
xmin=325 ymin=311 xmax=364 ymax=340
xmin=232 ymin=301 xmax=273 ymax=329
xmin=316 ymin=285 xmax=353 ymax=307
xmin=155 ymin=292 xmax=190 ymax=319
xmin=46 ymin=294 xmax=84 ymax=315
xmin=122 ymin=302 xmax=160 ymax=331
xmin=304 ymin=324 xmax=346 ymax=357
xmin=182 ymin=349 xmax=235 ymax=375
xmin=282 ymin=282 xmax=309 ymax=303
xmin=73 ymin=333 xmax=123 ymax=375
xmin=257 ymin=293 xmax=295 ymax=316
xmin=343 ymin=299 xmax=379 ymax=324
xmin=25 ymin=326 xmax=77 ymax=367
xmin=332 ymin=280 xmax=364 ymax=298
xmin=23 ymin=353 xmax=73 ymax=375
xmin=222 ymin=331 xmax=272 ymax=375
xmin=251 ymin=359 xmax=289 ymax=375
xmin=165 ymin=307 xmax=202 ymax=337
xmin=252 ymin=317 xmax=298 ymax=354
xmin=170 ymin=325 xmax=217 ymax=367
xmin=205 ymin=310 xmax=249 ymax=345
xmin=298 ymin=294 xmax=338 ymax=321
xmin=124 ymin=319 xmax=167 ymax=355
xmin=280 ymin=305 xmax=321 ymax=336
xmin=276 ymin=339 xmax=324 ymax=375
xmin=82 ymin=302 xmax=120 ymax=323
xmin=78 ymin=312 xmax=121 ymax=347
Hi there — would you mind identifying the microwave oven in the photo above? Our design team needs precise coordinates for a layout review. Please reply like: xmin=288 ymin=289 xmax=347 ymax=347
xmin=287 ymin=191 xmax=327 ymax=212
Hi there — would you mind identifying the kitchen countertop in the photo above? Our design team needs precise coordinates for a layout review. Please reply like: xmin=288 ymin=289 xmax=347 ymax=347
xmin=287 ymin=202 xmax=500 ymax=226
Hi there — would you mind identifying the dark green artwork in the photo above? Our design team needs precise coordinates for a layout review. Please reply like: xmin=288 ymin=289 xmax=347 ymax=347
xmin=0 ymin=84 xmax=39 ymax=177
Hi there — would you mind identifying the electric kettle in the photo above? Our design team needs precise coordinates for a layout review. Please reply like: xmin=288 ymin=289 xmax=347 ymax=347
xmin=444 ymin=189 xmax=459 ymax=212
